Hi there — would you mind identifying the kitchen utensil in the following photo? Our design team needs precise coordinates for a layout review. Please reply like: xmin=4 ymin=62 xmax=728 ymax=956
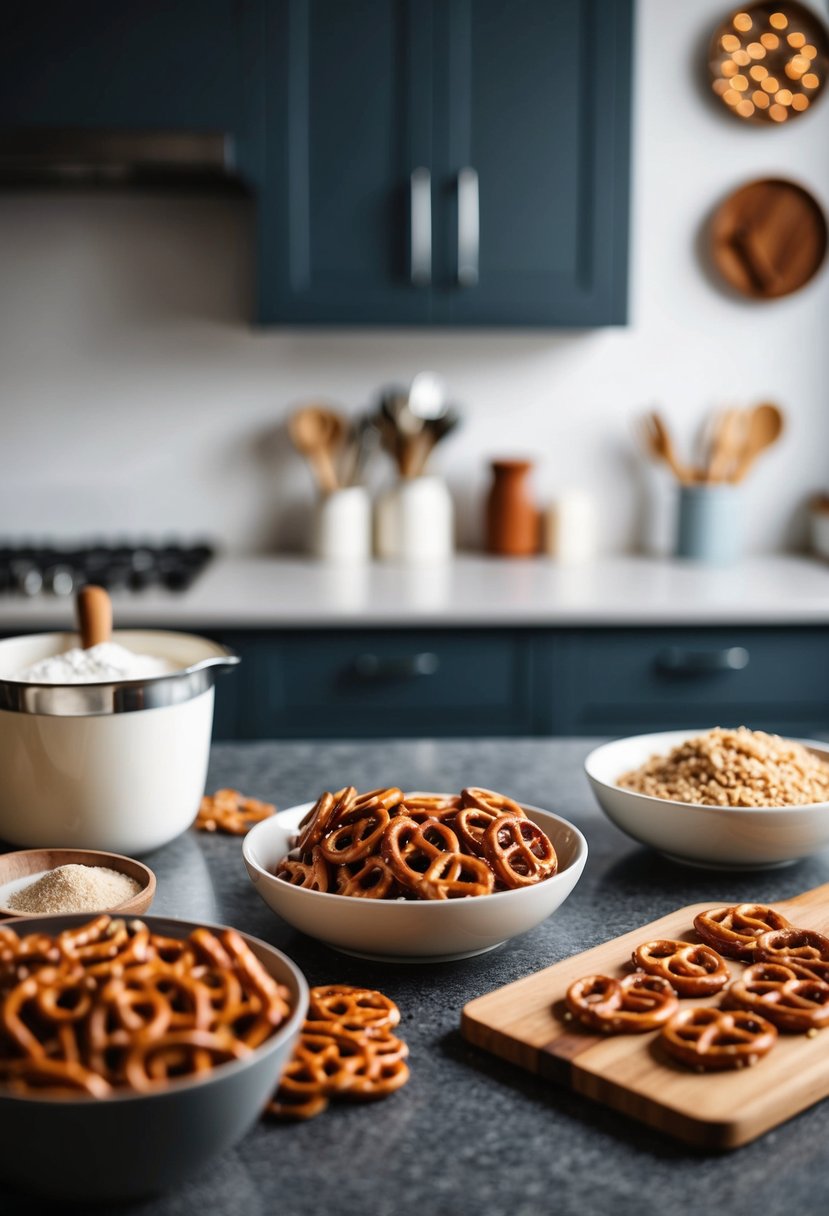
xmin=705 ymin=408 xmax=745 ymax=482
xmin=0 ymin=914 xmax=307 ymax=1200
xmin=709 ymin=2 xmax=829 ymax=124
xmin=485 ymin=460 xmax=540 ymax=556
xmin=0 ymin=630 xmax=239 ymax=853
xmin=676 ymin=483 xmax=742 ymax=563
xmin=342 ymin=414 xmax=380 ymax=487
xmin=711 ymin=179 xmax=827 ymax=299
xmin=376 ymin=378 xmax=461 ymax=479
xmin=288 ymin=405 xmax=347 ymax=495
xmin=77 ymin=584 xmax=112 ymax=648
xmin=407 ymin=370 xmax=447 ymax=421
xmin=374 ymin=476 xmax=454 ymax=563
xmin=243 ymin=799 xmax=587 ymax=962
xmin=732 ymin=401 xmax=784 ymax=482
xmin=0 ymin=848 xmax=155 ymax=917
xmin=648 ymin=411 xmax=698 ymax=484
xmin=584 ymin=730 xmax=829 ymax=868
xmin=462 ymin=882 xmax=829 ymax=1150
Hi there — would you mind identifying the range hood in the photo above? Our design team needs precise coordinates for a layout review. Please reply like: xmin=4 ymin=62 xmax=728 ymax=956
xmin=0 ymin=130 xmax=241 ymax=188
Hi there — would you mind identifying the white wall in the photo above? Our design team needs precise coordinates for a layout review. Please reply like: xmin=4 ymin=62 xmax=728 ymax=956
xmin=1 ymin=0 xmax=827 ymax=554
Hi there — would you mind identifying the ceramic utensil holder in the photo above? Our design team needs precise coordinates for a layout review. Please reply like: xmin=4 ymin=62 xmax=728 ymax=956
xmin=374 ymin=476 xmax=454 ymax=563
xmin=676 ymin=484 xmax=741 ymax=564
xmin=311 ymin=486 xmax=372 ymax=563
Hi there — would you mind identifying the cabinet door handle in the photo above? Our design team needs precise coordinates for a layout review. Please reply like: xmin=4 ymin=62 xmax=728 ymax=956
xmin=657 ymin=646 xmax=750 ymax=675
xmin=457 ymin=167 xmax=479 ymax=286
xmin=410 ymin=168 xmax=432 ymax=286
xmin=350 ymin=652 xmax=440 ymax=681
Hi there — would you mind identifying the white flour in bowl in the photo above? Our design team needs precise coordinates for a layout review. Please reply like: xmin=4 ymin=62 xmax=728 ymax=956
xmin=16 ymin=642 xmax=177 ymax=683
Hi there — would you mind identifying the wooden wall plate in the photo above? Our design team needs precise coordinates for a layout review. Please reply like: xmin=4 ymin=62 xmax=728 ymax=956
xmin=711 ymin=177 xmax=827 ymax=298
xmin=709 ymin=2 xmax=829 ymax=123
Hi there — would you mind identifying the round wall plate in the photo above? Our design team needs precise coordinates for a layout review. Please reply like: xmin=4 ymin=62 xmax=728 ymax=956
xmin=709 ymin=2 xmax=829 ymax=123
xmin=711 ymin=177 xmax=828 ymax=298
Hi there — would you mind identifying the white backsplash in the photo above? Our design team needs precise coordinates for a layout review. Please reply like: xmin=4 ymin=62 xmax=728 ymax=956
xmin=1 ymin=0 xmax=828 ymax=555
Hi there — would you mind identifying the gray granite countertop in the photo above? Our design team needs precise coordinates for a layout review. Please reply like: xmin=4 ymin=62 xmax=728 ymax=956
xmin=7 ymin=738 xmax=829 ymax=1216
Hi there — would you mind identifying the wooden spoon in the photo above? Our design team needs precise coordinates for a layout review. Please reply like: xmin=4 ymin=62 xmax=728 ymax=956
xmin=288 ymin=406 xmax=346 ymax=495
xmin=76 ymin=585 xmax=112 ymax=649
xmin=732 ymin=403 xmax=784 ymax=483
xmin=706 ymin=408 xmax=746 ymax=483
xmin=642 ymin=412 xmax=697 ymax=485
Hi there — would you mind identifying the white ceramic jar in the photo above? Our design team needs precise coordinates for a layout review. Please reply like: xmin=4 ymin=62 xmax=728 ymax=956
xmin=311 ymin=485 xmax=372 ymax=563
xmin=0 ymin=630 xmax=239 ymax=854
xmin=374 ymin=476 xmax=454 ymax=563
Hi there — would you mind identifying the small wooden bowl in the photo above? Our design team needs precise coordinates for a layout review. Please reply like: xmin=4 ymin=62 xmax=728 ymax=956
xmin=0 ymin=849 xmax=156 ymax=919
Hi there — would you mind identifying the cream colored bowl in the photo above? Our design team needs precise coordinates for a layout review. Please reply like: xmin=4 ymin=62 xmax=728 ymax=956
xmin=585 ymin=729 xmax=829 ymax=870
xmin=0 ymin=631 xmax=238 ymax=854
xmin=243 ymin=799 xmax=588 ymax=962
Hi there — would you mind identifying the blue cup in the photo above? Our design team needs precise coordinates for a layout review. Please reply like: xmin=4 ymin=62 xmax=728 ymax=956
xmin=676 ymin=484 xmax=741 ymax=564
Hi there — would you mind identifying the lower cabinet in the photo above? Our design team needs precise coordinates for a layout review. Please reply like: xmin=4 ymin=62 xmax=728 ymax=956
xmin=212 ymin=626 xmax=829 ymax=740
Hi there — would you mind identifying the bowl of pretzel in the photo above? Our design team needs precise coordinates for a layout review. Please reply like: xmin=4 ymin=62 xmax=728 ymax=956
xmin=243 ymin=785 xmax=588 ymax=962
xmin=0 ymin=913 xmax=308 ymax=1200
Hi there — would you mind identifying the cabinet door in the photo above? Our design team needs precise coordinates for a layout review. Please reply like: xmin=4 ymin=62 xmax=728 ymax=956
xmin=0 ymin=2 xmax=262 ymax=144
xmin=259 ymin=0 xmax=435 ymax=323
xmin=434 ymin=0 xmax=632 ymax=326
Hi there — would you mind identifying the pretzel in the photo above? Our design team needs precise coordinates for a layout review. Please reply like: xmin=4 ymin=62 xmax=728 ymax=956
xmin=482 ymin=815 xmax=558 ymax=888
xmin=460 ymin=787 xmax=526 ymax=818
xmin=0 ymin=916 xmax=293 ymax=1098
xmin=693 ymin=904 xmax=790 ymax=959
xmin=275 ymin=848 xmax=332 ymax=892
xmin=752 ymin=927 xmax=829 ymax=981
xmin=381 ymin=817 xmax=494 ymax=898
xmin=723 ymin=962 xmax=829 ymax=1034
xmin=278 ymin=784 xmax=557 ymax=901
xmin=334 ymin=856 xmax=398 ymax=899
xmin=319 ymin=804 xmax=392 ymax=865
xmin=194 ymin=788 xmax=276 ymax=836
xmin=267 ymin=984 xmax=409 ymax=1121
xmin=631 ymin=940 xmax=730 ymax=997
xmin=661 ymin=1007 xmax=777 ymax=1071
xmin=565 ymin=973 xmax=679 ymax=1034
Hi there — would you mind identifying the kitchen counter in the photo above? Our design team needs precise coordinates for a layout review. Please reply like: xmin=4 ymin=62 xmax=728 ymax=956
xmin=0 ymin=554 xmax=828 ymax=631
xmin=6 ymin=737 xmax=828 ymax=1216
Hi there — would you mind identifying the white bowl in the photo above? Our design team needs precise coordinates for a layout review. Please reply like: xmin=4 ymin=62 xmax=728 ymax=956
xmin=585 ymin=729 xmax=829 ymax=870
xmin=0 ymin=630 xmax=237 ymax=854
xmin=243 ymin=800 xmax=588 ymax=962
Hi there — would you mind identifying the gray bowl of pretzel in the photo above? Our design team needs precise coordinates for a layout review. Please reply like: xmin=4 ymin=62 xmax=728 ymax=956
xmin=0 ymin=913 xmax=308 ymax=1200
xmin=243 ymin=785 xmax=588 ymax=962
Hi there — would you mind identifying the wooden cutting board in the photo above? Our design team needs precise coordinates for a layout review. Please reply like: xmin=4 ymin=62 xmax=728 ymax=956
xmin=461 ymin=883 xmax=829 ymax=1150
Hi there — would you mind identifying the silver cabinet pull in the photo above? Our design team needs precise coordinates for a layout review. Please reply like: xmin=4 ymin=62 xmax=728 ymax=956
xmin=350 ymin=653 xmax=440 ymax=681
xmin=657 ymin=646 xmax=750 ymax=675
xmin=457 ymin=167 xmax=479 ymax=286
xmin=410 ymin=167 xmax=432 ymax=286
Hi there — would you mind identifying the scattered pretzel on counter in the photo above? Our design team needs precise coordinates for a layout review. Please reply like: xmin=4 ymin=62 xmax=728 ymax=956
xmin=0 ymin=916 xmax=292 ymax=1097
xmin=275 ymin=785 xmax=557 ymax=900
xmin=565 ymin=973 xmax=679 ymax=1034
xmin=692 ymin=904 xmax=791 ymax=959
xmin=631 ymin=940 xmax=730 ymax=997
xmin=722 ymin=963 xmax=829 ymax=1034
xmin=267 ymin=984 xmax=409 ymax=1121
xmin=660 ymin=1007 xmax=778 ymax=1072
xmin=194 ymin=788 xmax=276 ymax=836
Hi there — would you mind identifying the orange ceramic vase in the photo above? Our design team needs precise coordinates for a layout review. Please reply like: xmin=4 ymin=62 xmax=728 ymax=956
xmin=485 ymin=460 xmax=540 ymax=556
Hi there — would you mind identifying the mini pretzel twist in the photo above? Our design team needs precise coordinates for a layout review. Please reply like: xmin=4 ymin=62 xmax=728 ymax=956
xmin=631 ymin=939 xmax=730 ymax=997
xmin=482 ymin=815 xmax=558 ymax=888
xmin=723 ymin=962 xmax=829 ymax=1033
xmin=334 ymin=856 xmax=398 ymax=899
xmin=693 ymin=904 xmax=791 ymax=959
xmin=318 ymin=804 xmax=392 ymax=865
xmin=275 ymin=848 xmax=332 ymax=892
xmin=381 ymin=817 xmax=462 ymax=893
xmin=661 ymin=1006 xmax=777 ymax=1071
xmin=752 ymin=927 xmax=829 ymax=981
xmin=194 ymin=788 xmax=276 ymax=836
xmin=565 ymin=973 xmax=679 ymax=1034
xmin=460 ymin=787 xmax=526 ymax=819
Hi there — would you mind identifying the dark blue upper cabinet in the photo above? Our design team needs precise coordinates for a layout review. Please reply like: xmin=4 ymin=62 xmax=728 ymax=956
xmin=434 ymin=0 xmax=632 ymax=326
xmin=0 ymin=2 xmax=264 ymax=180
xmin=259 ymin=0 xmax=435 ymax=324
xmin=261 ymin=0 xmax=633 ymax=326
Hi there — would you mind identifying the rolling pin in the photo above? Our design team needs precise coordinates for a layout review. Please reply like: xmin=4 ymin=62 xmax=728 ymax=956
xmin=76 ymin=585 xmax=113 ymax=649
